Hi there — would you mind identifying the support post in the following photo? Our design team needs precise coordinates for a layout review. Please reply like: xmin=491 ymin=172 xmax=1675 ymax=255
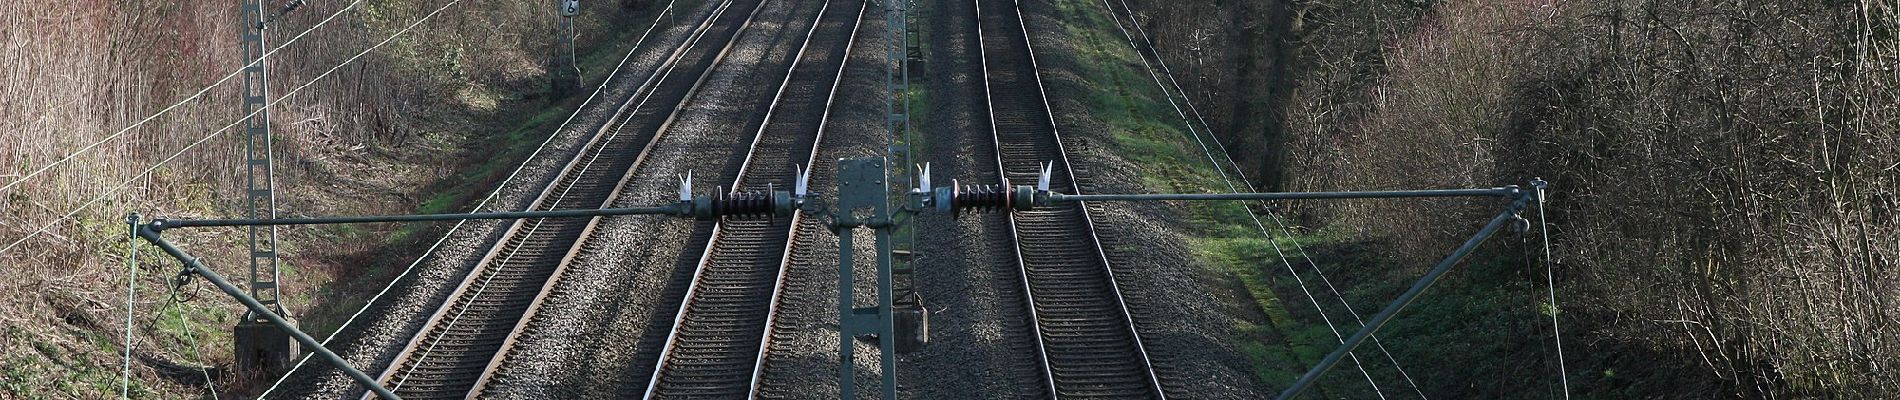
xmin=237 ymin=0 xmax=297 ymax=378
xmin=884 ymin=0 xmax=911 ymax=242
xmin=553 ymin=0 xmax=582 ymax=95
xmin=1274 ymin=187 xmax=1536 ymax=399
xmin=884 ymin=0 xmax=910 ymax=167
xmin=882 ymin=0 xmax=927 ymax=355
xmin=833 ymin=158 xmax=898 ymax=400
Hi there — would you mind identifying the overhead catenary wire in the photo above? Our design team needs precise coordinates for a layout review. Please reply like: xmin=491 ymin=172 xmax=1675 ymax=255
xmin=1116 ymin=0 xmax=1479 ymax=395
xmin=1137 ymin=22 xmax=1432 ymax=400
xmin=0 ymin=0 xmax=465 ymax=259
xmin=178 ymin=311 xmax=220 ymax=400
xmin=1122 ymin=0 xmax=1435 ymax=392
xmin=121 ymin=218 xmax=140 ymax=399
xmin=394 ymin=0 xmax=740 ymax=389
xmin=158 ymin=273 xmax=223 ymax=400
xmin=0 ymin=0 xmax=367 ymax=199
xmin=1537 ymin=183 xmax=1572 ymax=399
xmin=120 ymin=228 xmax=223 ymax=400
xmin=98 ymin=0 xmax=470 ymax=395
xmin=1098 ymin=0 xmax=1427 ymax=397
xmin=255 ymin=0 xmax=682 ymax=396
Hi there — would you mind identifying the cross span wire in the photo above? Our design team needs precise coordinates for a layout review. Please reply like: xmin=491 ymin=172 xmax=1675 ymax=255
xmin=1112 ymin=1 xmax=1429 ymax=394
xmin=1536 ymin=184 xmax=1572 ymax=399
xmin=120 ymin=217 xmax=140 ymax=399
xmin=392 ymin=0 xmax=726 ymax=383
xmin=1130 ymin=1 xmax=1435 ymax=393
xmin=1098 ymin=0 xmax=1428 ymax=397
xmin=256 ymin=0 xmax=684 ymax=396
xmin=0 ymin=0 xmax=367 ymax=198
xmin=0 ymin=0 xmax=466 ymax=260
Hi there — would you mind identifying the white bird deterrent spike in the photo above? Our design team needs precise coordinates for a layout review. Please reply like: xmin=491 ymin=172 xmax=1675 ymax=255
xmin=794 ymin=164 xmax=811 ymax=198
xmin=679 ymin=170 xmax=694 ymax=202
xmin=917 ymin=163 xmax=932 ymax=192
xmin=1037 ymin=162 xmax=1053 ymax=191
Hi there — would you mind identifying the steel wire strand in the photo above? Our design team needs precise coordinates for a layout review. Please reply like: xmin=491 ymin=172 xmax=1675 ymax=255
xmin=121 ymin=219 xmax=141 ymax=399
xmin=392 ymin=64 xmax=651 ymax=389
xmin=1005 ymin=0 xmax=1169 ymax=394
xmin=0 ymin=0 xmax=367 ymax=198
xmin=1110 ymin=0 xmax=1432 ymax=393
xmin=393 ymin=0 xmax=741 ymax=391
xmin=1153 ymin=28 xmax=1431 ymax=400
xmin=1537 ymin=185 xmax=1572 ymax=399
xmin=255 ymin=0 xmax=686 ymax=396
xmin=0 ymin=0 xmax=477 ymax=261
xmin=1165 ymin=36 xmax=1436 ymax=396
xmin=176 ymin=305 xmax=222 ymax=400
xmin=153 ymin=263 xmax=224 ymax=400
xmin=1094 ymin=0 xmax=1406 ymax=396
xmin=121 ymin=237 xmax=226 ymax=400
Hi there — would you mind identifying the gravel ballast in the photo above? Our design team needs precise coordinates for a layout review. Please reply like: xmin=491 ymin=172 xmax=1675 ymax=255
xmin=279 ymin=0 xmax=1274 ymax=397
xmin=474 ymin=0 xmax=831 ymax=396
xmin=746 ymin=7 xmax=900 ymax=399
xmin=1022 ymin=0 xmax=1273 ymax=397
xmin=266 ymin=2 xmax=726 ymax=397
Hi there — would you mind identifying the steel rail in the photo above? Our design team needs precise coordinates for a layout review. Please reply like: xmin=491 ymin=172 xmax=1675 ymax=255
xmin=460 ymin=0 xmax=756 ymax=392
xmin=744 ymin=1 xmax=870 ymax=396
xmin=640 ymin=1 xmax=866 ymax=397
xmin=364 ymin=0 xmax=770 ymax=397
xmin=974 ymin=0 xmax=1164 ymax=397
xmin=255 ymin=0 xmax=686 ymax=395
xmin=635 ymin=26 xmax=789 ymax=400
xmin=744 ymin=2 xmax=866 ymax=396
xmin=464 ymin=0 xmax=779 ymax=395
xmin=136 ymin=227 xmax=403 ymax=400
xmin=970 ymin=0 xmax=1056 ymax=396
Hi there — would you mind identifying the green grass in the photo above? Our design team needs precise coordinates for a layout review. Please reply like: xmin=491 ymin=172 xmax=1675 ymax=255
xmin=1041 ymin=0 xmax=1323 ymax=390
xmin=1 ymin=328 xmax=155 ymax=399
xmin=296 ymin=2 xmax=702 ymax=342
xmin=1030 ymin=2 xmax=1555 ymax=396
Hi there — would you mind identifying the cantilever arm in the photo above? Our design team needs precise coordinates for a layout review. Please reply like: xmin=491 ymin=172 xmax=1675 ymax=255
xmin=135 ymin=225 xmax=401 ymax=400
xmin=147 ymin=204 xmax=693 ymax=231
xmin=1043 ymin=186 xmax=1521 ymax=203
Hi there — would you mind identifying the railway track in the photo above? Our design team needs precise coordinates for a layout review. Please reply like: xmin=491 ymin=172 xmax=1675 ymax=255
xmin=639 ymin=0 xmax=866 ymax=398
xmin=363 ymin=0 xmax=772 ymax=398
xmin=973 ymin=0 xmax=1165 ymax=398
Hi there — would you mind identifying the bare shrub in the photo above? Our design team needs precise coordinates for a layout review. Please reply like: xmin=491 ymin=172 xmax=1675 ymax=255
xmin=1275 ymin=0 xmax=1899 ymax=396
xmin=0 ymin=0 xmax=626 ymax=396
xmin=1138 ymin=0 xmax=1897 ymax=395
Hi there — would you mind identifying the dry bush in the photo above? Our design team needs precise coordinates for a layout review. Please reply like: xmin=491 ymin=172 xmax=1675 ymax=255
xmin=1281 ymin=0 xmax=1538 ymax=262
xmin=1505 ymin=0 xmax=1900 ymax=395
xmin=1269 ymin=0 xmax=1898 ymax=396
xmin=1120 ymin=0 xmax=1296 ymax=188
xmin=1 ymin=0 xmax=628 ymax=396
xmin=1099 ymin=0 xmax=1896 ymax=394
